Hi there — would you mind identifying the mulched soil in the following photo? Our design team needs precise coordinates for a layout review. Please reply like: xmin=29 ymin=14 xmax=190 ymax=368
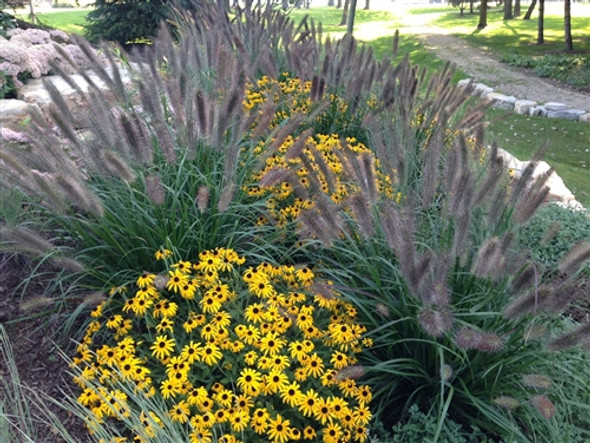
xmin=0 ymin=253 xmax=91 ymax=443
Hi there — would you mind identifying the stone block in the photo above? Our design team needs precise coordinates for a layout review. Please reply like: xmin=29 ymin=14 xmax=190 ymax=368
xmin=0 ymin=99 xmax=42 ymax=129
xmin=473 ymin=83 xmax=493 ymax=97
xmin=546 ymin=109 xmax=587 ymax=120
xmin=457 ymin=79 xmax=472 ymax=88
xmin=543 ymin=102 xmax=566 ymax=111
xmin=579 ymin=114 xmax=590 ymax=123
xmin=529 ymin=106 xmax=547 ymax=117
xmin=514 ymin=100 xmax=537 ymax=115
xmin=485 ymin=92 xmax=517 ymax=110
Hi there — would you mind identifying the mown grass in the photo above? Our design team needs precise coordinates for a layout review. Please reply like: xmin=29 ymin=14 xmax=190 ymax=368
xmin=431 ymin=3 xmax=590 ymax=56
xmin=18 ymin=8 xmax=89 ymax=35
xmin=486 ymin=109 xmax=590 ymax=204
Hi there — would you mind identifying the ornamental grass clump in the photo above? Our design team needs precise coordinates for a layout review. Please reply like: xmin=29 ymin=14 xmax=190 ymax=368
xmin=72 ymin=247 xmax=373 ymax=442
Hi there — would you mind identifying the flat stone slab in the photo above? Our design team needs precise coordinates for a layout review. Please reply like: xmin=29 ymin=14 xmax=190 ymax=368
xmin=0 ymin=99 xmax=42 ymax=129
xmin=546 ymin=109 xmax=587 ymax=120
xmin=543 ymin=102 xmax=566 ymax=110
xmin=529 ymin=106 xmax=548 ymax=117
xmin=514 ymin=99 xmax=537 ymax=115
xmin=485 ymin=92 xmax=517 ymax=110
xmin=473 ymin=83 xmax=494 ymax=96
xmin=579 ymin=114 xmax=590 ymax=123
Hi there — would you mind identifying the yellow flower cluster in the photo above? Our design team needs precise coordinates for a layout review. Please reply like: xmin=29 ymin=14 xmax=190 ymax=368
xmin=73 ymin=248 xmax=373 ymax=442
xmin=247 ymin=133 xmax=397 ymax=227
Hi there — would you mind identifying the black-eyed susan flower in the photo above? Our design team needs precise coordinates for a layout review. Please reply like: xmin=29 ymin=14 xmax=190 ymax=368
xmin=237 ymin=368 xmax=262 ymax=396
xmin=150 ymin=335 xmax=175 ymax=360
xmin=267 ymin=414 xmax=291 ymax=443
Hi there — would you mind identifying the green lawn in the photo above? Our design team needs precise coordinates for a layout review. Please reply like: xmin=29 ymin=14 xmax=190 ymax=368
xmin=431 ymin=3 xmax=590 ymax=56
xmin=18 ymin=8 xmax=90 ymax=35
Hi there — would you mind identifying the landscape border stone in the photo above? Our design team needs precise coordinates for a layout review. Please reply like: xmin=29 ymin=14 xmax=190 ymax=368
xmin=458 ymin=78 xmax=590 ymax=123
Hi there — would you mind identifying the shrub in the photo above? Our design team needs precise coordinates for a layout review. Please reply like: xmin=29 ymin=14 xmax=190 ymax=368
xmin=518 ymin=203 xmax=590 ymax=273
xmin=85 ymin=0 xmax=198 ymax=47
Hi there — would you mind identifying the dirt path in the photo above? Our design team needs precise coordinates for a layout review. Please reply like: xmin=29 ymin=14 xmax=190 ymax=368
xmin=378 ymin=5 xmax=590 ymax=112
xmin=420 ymin=33 xmax=590 ymax=112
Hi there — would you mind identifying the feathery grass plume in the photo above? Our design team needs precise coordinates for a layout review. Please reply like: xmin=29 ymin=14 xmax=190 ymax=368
xmin=512 ymin=183 xmax=551 ymax=226
xmin=335 ymin=365 xmax=365 ymax=382
xmin=522 ymin=374 xmax=552 ymax=390
xmin=473 ymin=145 xmax=505 ymax=206
xmin=546 ymin=321 xmax=590 ymax=351
xmin=196 ymin=186 xmax=210 ymax=214
xmin=523 ymin=323 xmax=547 ymax=343
xmin=418 ymin=306 xmax=453 ymax=338
xmin=379 ymin=204 xmax=422 ymax=295
xmin=420 ymin=122 xmax=444 ymax=209
xmin=145 ymin=174 xmax=165 ymax=206
xmin=99 ymin=150 xmax=136 ymax=182
xmin=353 ymin=152 xmax=378 ymax=203
xmin=472 ymin=237 xmax=507 ymax=281
xmin=510 ymin=263 xmax=539 ymax=296
xmin=454 ymin=327 xmax=481 ymax=350
xmin=30 ymin=170 xmax=69 ymax=214
xmin=392 ymin=29 xmax=400 ymax=59
xmin=348 ymin=192 xmax=374 ymax=238
xmin=493 ymin=396 xmax=520 ymax=411
xmin=297 ymin=209 xmax=335 ymax=246
xmin=0 ymin=226 xmax=56 ymax=257
xmin=54 ymin=173 xmax=104 ymax=217
xmin=260 ymin=167 xmax=291 ymax=188
xmin=217 ymin=182 xmax=235 ymax=214
xmin=117 ymin=113 xmax=152 ymax=165
xmin=475 ymin=332 xmax=505 ymax=352
xmin=19 ymin=296 xmax=54 ymax=312
xmin=539 ymin=221 xmax=561 ymax=247
xmin=375 ymin=303 xmax=390 ymax=318
xmin=504 ymin=286 xmax=552 ymax=319
xmin=557 ymin=242 xmax=590 ymax=276
xmin=531 ymin=395 xmax=556 ymax=419
xmin=451 ymin=213 xmax=470 ymax=262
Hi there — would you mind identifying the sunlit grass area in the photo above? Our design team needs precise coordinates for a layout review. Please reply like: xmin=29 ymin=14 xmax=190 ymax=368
xmin=17 ymin=8 xmax=90 ymax=35
xmin=430 ymin=3 xmax=590 ymax=55
xmin=486 ymin=109 xmax=590 ymax=205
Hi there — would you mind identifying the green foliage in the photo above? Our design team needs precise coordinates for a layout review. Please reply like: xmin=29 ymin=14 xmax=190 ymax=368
xmin=376 ymin=404 xmax=493 ymax=443
xmin=85 ymin=0 xmax=197 ymax=46
xmin=518 ymin=203 xmax=590 ymax=272
xmin=500 ymin=54 xmax=590 ymax=89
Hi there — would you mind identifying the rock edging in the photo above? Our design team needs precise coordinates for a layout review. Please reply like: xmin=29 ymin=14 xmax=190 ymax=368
xmin=458 ymin=79 xmax=590 ymax=123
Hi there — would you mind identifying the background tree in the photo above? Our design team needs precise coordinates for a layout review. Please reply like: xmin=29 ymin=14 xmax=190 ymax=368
xmin=537 ymin=0 xmax=544 ymax=44
xmin=339 ymin=0 xmax=350 ymax=25
xmin=523 ymin=0 xmax=536 ymax=20
xmin=363 ymin=0 xmax=369 ymax=10
xmin=85 ymin=0 xmax=198 ymax=47
xmin=564 ymin=0 xmax=573 ymax=50
xmin=513 ymin=0 xmax=520 ymax=17
xmin=478 ymin=0 xmax=488 ymax=28
xmin=503 ymin=0 xmax=513 ymax=20
xmin=348 ymin=0 xmax=358 ymax=34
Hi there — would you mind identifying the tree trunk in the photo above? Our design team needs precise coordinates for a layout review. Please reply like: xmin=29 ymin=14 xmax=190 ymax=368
xmin=478 ymin=0 xmax=487 ymax=28
xmin=28 ymin=0 xmax=35 ymax=24
xmin=564 ymin=0 xmax=573 ymax=51
xmin=523 ymin=0 xmax=535 ymax=19
xmin=537 ymin=0 xmax=544 ymax=44
xmin=470 ymin=0 xmax=475 ymax=14
xmin=364 ymin=0 xmax=369 ymax=10
xmin=503 ymin=0 xmax=513 ymax=19
xmin=339 ymin=0 xmax=350 ymax=25
xmin=348 ymin=0 xmax=358 ymax=34
xmin=336 ymin=0 xmax=342 ymax=8
xmin=328 ymin=0 xmax=334 ymax=5
xmin=513 ymin=0 xmax=521 ymax=16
